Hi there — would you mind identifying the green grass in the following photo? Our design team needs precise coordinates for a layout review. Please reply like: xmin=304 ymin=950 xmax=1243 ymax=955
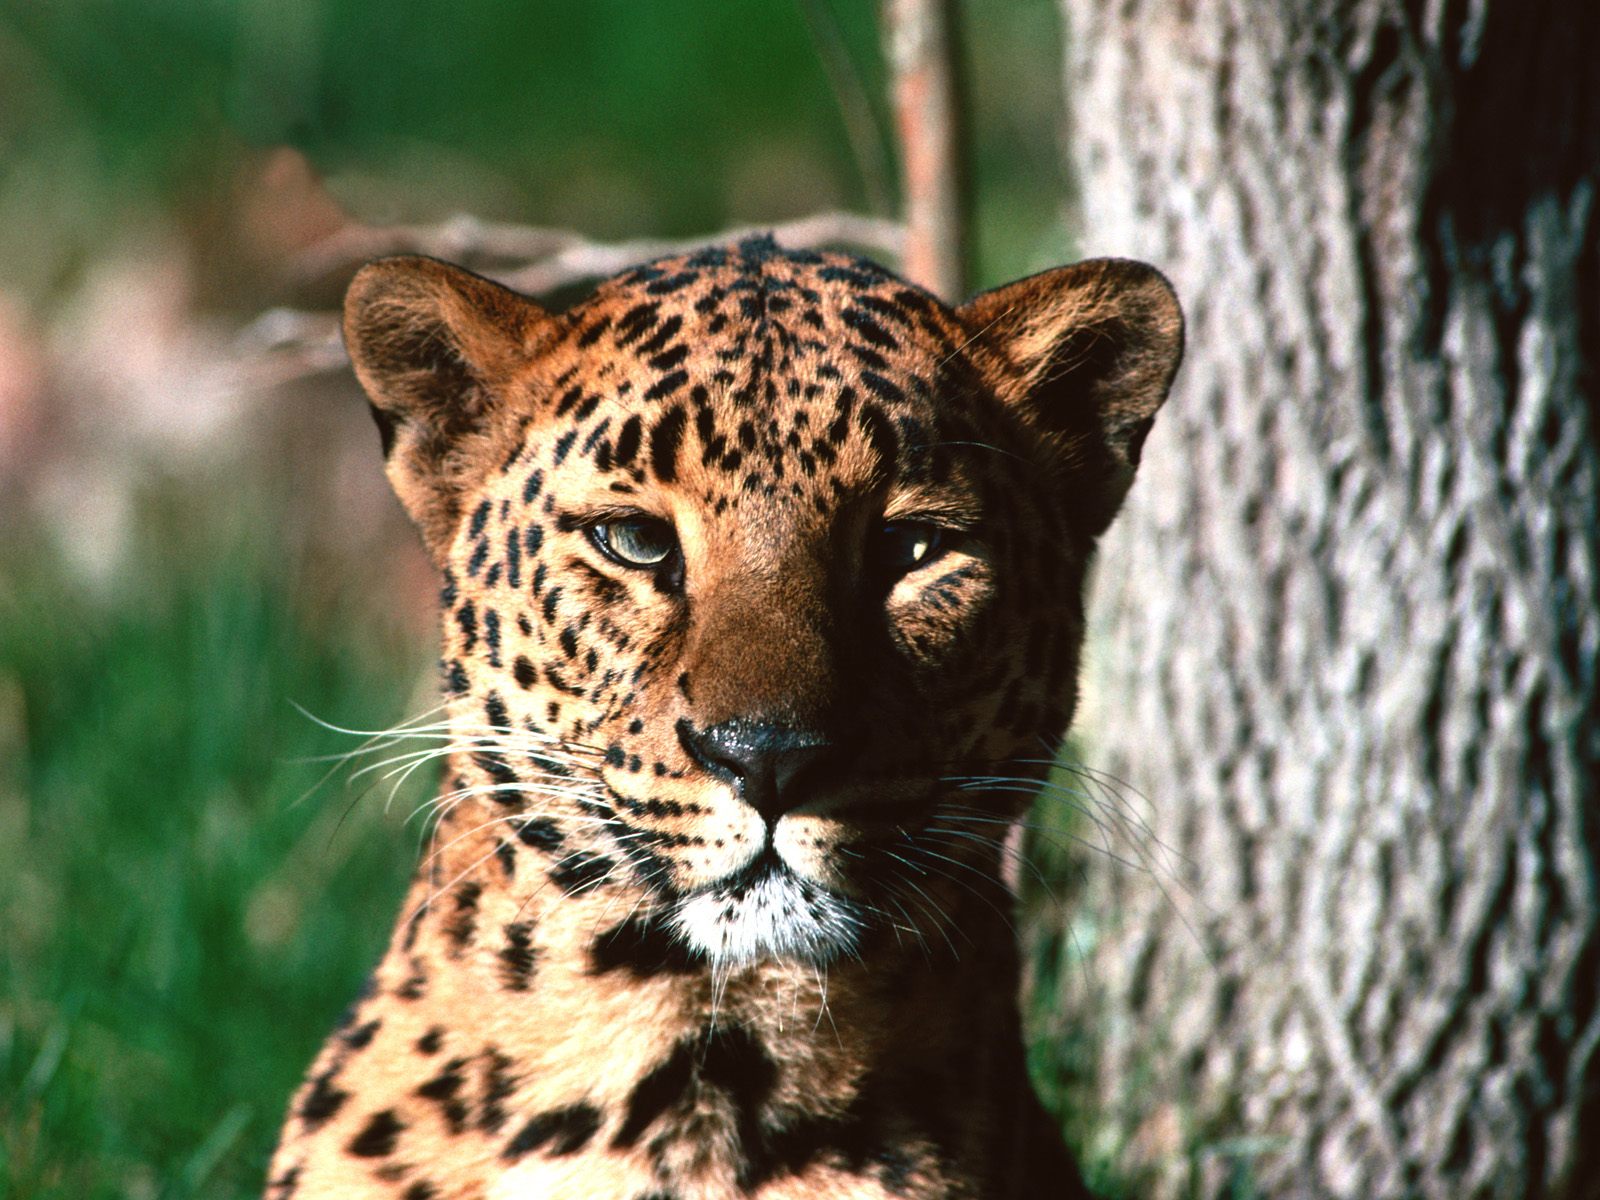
xmin=0 ymin=512 xmax=431 ymax=1198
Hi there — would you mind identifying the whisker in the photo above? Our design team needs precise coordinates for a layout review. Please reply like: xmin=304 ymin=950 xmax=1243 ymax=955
xmin=895 ymin=841 xmax=1017 ymax=935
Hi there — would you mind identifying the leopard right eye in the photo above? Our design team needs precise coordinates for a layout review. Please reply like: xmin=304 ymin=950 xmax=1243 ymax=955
xmin=872 ymin=521 xmax=947 ymax=577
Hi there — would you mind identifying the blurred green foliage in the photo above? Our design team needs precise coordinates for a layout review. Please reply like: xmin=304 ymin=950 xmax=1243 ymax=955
xmin=0 ymin=0 xmax=1069 ymax=304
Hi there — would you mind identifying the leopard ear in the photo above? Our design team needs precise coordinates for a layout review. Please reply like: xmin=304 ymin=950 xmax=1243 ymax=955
xmin=344 ymin=256 xmax=551 ymax=560
xmin=959 ymin=257 xmax=1183 ymax=537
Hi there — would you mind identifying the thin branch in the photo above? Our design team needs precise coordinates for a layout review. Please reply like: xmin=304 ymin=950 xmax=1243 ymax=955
xmin=293 ymin=210 xmax=903 ymax=290
xmin=882 ymin=0 xmax=970 ymax=301
xmin=492 ymin=211 xmax=902 ymax=295
xmin=235 ymin=211 xmax=906 ymax=385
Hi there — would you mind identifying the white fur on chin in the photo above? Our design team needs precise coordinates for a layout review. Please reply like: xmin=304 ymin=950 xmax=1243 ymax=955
xmin=669 ymin=870 xmax=863 ymax=967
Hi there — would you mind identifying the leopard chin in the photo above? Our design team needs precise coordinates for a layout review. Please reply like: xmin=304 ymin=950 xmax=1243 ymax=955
xmin=667 ymin=854 xmax=867 ymax=967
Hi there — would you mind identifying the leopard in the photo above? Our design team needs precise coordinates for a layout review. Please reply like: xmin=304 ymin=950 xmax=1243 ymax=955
xmin=266 ymin=234 xmax=1182 ymax=1200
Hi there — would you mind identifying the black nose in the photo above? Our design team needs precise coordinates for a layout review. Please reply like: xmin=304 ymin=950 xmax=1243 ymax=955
xmin=677 ymin=718 xmax=837 ymax=823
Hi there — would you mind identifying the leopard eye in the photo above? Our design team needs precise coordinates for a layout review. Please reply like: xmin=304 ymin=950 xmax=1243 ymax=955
xmin=591 ymin=517 xmax=678 ymax=569
xmin=875 ymin=521 xmax=945 ymax=576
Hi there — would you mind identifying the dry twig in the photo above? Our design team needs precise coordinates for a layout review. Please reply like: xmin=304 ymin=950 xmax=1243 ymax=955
xmin=293 ymin=210 xmax=903 ymax=290
xmin=237 ymin=210 xmax=905 ymax=383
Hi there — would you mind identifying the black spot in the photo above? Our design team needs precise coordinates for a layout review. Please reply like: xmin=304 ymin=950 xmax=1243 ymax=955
xmin=522 ymin=468 xmax=545 ymax=503
xmin=554 ymin=384 xmax=585 ymax=416
xmin=499 ymin=922 xmax=538 ymax=990
xmin=343 ymin=1018 xmax=381 ymax=1050
xmin=347 ymin=1109 xmax=405 ymax=1157
xmin=484 ymin=692 xmax=510 ymax=731
xmin=645 ymin=271 xmax=697 ymax=295
xmin=505 ymin=529 xmax=522 ymax=587
xmin=637 ymin=314 xmax=685 ymax=356
xmin=649 ymin=406 xmax=688 ymax=482
xmin=480 ymin=1049 xmax=518 ymax=1132
xmin=612 ymin=1041 xmax=696 ymax=1148
xmin=456 ymin=599 xmax=479 ymax=652
xmin=444 ymin=881 xmax=482 ymax=952
xmin=403 ymin=1183 xmax=439 ymax=1200
xmin=649 ymin=344 xmax=690 ymax=372
xmin=416 ymin=1056 xmax=471 ymax=1132
xmin=298 ymin=1068 xmax=348 ymax=1128
xmin=589 ymin=916 xmax=705 ymax=977
xmin=550 ymin=850 xmax=613 ymax=896
xmin=859 ymin=403 xmax=901 ymax=469
xmin=468 ymin=499 xmax=492 ymax=539
xmin=516 ymin=816 xmax=565 ymax=852
xmin=819 ymin=264 xmax=880 ymax=287
xmin=544 ymin=663 xmax=585 ymax=696
xmin=513 ymin=655 xmax=537 ymax=689
xmin=740 ymin=1105 xmax=877 ymax=1193
xmin=475 ymin=750 xmax=518 ymax=787
xmin=700 ymin=1024 xmax=777 ymax=1128
xmin=416 ymin=1027 xmax=444 ymax=1054
xmin=494 ymin=838 xmax=517 ymax=876
xmin=614 ymin=301 xmax=661 ymax=345
xmin=577 ymin=316 xmax=612 ymax=346
xmin=553 ymin=430 xmax=579 ymax=465
xmin=396 ymin=956 xmax=429 ymax=1000
xmin=502 ymin=1104 xmax=602 ymax=1159
xmin=860 ymin=370 xmax=907 ymax=405
xmin=613 ymin=415 xmax=643 ymax=467
xmin=615 ymin=1023 xmax=778 ymax=1164
xmin=843 ymin=307 xmax=897 ymax=348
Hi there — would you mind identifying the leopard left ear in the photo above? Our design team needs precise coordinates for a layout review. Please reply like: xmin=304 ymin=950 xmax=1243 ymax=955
xmin=959 ymin=257 xmax=1183 ymax=537
xmin=344 ymin=256 xmax=553 ymax=560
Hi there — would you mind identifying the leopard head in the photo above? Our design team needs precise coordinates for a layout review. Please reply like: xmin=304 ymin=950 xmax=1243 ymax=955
xmin=345 ymin=237 xmax=1181 ymax=966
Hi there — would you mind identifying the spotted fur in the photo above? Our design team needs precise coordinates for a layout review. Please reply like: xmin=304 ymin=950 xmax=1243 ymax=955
xmin=269 ymin=236 xmax=1182 ymax=1199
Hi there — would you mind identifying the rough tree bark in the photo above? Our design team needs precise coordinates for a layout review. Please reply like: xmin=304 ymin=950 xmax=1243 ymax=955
xmin=1047 ymin=2 xmax=1600 ymax=1198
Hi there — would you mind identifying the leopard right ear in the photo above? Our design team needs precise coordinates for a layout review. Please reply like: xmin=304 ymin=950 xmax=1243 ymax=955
xmin=958 ymin=258 xmax=1183 ymax=538
xmin=343 ymin=256 xmax=552 ymax=560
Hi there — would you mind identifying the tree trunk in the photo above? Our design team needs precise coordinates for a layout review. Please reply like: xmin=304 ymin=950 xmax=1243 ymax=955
xmin=1045 ymin=2 xmax=1600 ymax=1197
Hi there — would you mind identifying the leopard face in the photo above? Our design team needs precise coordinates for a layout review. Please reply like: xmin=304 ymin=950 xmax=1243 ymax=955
xmin=347 ymin=236 xmax=1181 ymax=968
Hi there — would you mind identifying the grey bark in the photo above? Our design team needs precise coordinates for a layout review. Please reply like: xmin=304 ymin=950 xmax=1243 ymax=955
xmin=1044 ymin=2 xmax=1600 ymax=1198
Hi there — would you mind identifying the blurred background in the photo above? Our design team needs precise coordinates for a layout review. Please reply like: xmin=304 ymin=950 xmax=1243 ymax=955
xmin=0 ymin=2 xmax=1077 ymax=1195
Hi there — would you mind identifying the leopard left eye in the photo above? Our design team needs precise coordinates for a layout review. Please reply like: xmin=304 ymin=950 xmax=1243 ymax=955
xmin=591 ymin=517 xmax=679 ymax=569
xmin=874 ymin=521 xmax=946 ymax=576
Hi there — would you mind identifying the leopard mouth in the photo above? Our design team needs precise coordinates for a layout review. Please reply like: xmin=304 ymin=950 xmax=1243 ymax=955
xmin=700 ymin=843 xmax=790 ymax=901
xmin=667 ymin=848 xmax=869 ymax=967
